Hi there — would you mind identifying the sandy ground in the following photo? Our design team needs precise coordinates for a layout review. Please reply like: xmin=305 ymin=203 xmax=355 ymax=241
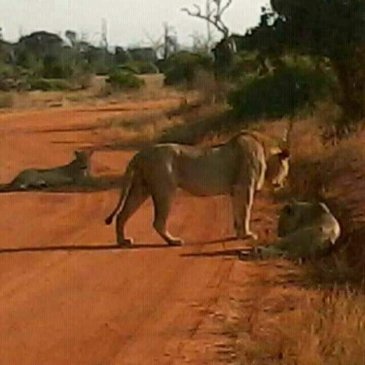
xmin=0 ymin=100 xmax=285 ymax=365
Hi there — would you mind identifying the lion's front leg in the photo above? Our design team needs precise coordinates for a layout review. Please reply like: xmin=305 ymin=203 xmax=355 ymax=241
xmin=231 ymin=182 xmax=258 ymax=241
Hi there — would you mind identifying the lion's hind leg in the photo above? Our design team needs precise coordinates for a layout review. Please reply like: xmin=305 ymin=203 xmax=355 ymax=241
xmin=115 ymin=177 xmax=148 ymax=247
xmin=151 ymin=185 xmax=183 ymax=246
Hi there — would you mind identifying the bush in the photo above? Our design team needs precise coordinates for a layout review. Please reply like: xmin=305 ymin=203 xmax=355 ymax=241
xmin=0 ymin=64 xmax=30 ymax=91
xmin=43 ymin=56 xmax=71 ymax=79
xmin=118 ymin=61 xmax=159 ymax=75
xmin=229 ymin=51 xmax=263 ymax=79
xmin=106 ymin=70 xmax=145 ymax=90
xmin=28 ymin=78 xmax=72 ymax=91
xmin=163 ymin=51 xmax=213 ymax=87
xmin=0 ymin=63 xmax=16 ymax=78
xmin=228 ymin=64 xmax=334 ymax=120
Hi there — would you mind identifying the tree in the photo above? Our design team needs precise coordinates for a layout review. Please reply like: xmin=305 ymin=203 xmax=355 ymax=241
xmin=65 ymin=30 xmax=77 ymax=48
xmin=238 ymin=1 xmax=365 ymax=127
xmin=182 ymin=0 xmax=233 ymax=39
xmin=144 ymin=31 xmax=165 ymax=59
xmin=15 ymin=31 xmax=64 ymax=77
xmin=128 ymin=47 xmax=157 ymax=63
xmin=144 ymin=23 xmax=179 ymax=60
xmin=190 ymin=31 xmax=211 ymax=54
xmin=18 ymin=31 xmax=63 ymax=58
xmin=182 ymin=0 xmax=236 ymax=78
xmin=163 ymin=23 xmax=179 ymax=60
xmin=115 ymin=46 xmax=130 ymax=65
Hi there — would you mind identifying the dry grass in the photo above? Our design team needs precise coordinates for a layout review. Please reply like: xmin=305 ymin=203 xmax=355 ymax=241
xmin=104 ymin=110 xmax=186 ymax=146
xmin=0 ymin=92 xmax=14 ymax=109
xmin=1 ymin=74 xmax=191 ymax=110
xmin=229 ymin=115 xmax=365 ymax=364
xmin=95 ymin=74 xmax=195 ymax=104
xmin=235 ymin=288 xmax=365 ymax=365
xmin=99 ymin=100 xmax=230 ymax=149
xmin=280 ymin=115 xmax=365 ymax=285
xmin=286 ymin=108 xmax=365 ymax=200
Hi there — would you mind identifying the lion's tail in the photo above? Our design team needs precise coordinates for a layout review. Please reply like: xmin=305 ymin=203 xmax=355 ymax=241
xmin=105 ymin=162 xmax=136 ymax=225
xmin=0 ymin=184 xmax=11 ymax=192
xmin=0 ymin=180 xmax=16 ymax=192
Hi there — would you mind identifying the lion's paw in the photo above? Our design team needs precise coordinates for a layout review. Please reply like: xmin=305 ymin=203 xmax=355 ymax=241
xmin=167 ymin=238 xmax=184 ymax=247
xmin=117 ymin=237 xmax=134 ymax=247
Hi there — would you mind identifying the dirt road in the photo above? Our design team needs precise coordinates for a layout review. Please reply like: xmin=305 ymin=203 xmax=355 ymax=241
xmin=0 ymin=101 xmax=277 ymax=365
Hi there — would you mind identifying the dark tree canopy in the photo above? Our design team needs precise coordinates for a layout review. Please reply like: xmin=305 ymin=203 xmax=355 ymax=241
xmin=271 ymin=0 xmax=365 ymax=60
xmin=236 ymin=0 xmax=365 ymax=124
xmin=18 ymin=31 xmax=63 ymax=57
xmin=237 ymin=1 xmax=365 ymax=59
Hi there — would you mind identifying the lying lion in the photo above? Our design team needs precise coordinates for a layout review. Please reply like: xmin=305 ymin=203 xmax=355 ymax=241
xmin=105 ymin=130 xmax=290 ymax=247
xmin=0 ymin=150 xmax=92 ymax=191
xmin=241 ymin=200 xmax=341 ymax=260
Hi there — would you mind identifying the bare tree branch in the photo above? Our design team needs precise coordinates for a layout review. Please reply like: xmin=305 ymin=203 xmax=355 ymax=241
xmin=181 ymin=0 xmax=233 ymax=38
xmin=193 ymin=4 xmax=201 ymax=14
xmin=181 ymin=6 xmax=228 ymax=36
xmin=143 ymin=30 xmax=163 ymax=47
xmin=220 ymin=0 xmax=233 ymax=16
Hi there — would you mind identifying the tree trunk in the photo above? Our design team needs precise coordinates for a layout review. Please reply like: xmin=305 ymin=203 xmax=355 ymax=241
xmin=331 ymin=55 xmax=365 ymax=124
xmin=212 ymin=37 xmax=235 ymax=80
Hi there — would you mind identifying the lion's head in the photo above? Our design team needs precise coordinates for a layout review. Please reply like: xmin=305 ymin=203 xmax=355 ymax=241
xmin=265 ymin=148 xmax=290 ymax=188
xmin=241 ymin=128 xmax=291 ymax=189
xmin=73 ymin=150 xmax=92 ymax=171
xmin=277 ymin=200 xmax=330 ymax=237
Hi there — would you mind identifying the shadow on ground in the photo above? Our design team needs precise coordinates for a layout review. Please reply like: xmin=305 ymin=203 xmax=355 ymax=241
xmin=182 ymin=236 xmax=254 ymax=259
xmin=0 ymin=237 xmax=249 ymax=256
xmin=188 ymin=236 xmax=238 ymax=246
xmin=0 ymin=243 xmax=177 ymax=255
xmin=181 ymin=249 xmax=243 ymax=258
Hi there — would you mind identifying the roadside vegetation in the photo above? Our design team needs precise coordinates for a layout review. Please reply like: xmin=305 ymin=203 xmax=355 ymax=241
xmin=1 ymin=0 xmax=365 ymax=362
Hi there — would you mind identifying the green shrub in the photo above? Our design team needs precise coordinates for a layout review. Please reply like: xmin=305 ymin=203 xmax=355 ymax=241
xmin=106 ymin=70 xmax=145 ymax=90
xmin=28 ymin=78 xmax=72 ymax=91
xmin=0 ymin=63 xmax=16 ymax=78
xmin=0 ymin=64 xmax=29 ymax=91
xmin=42 ymin=56 xmax=71 ymax=79
xmin=229 ymin=51 xmax=263 ymax=79
xmin=118 ymin=61 xmax=159 ymax=75
xmin=228 ymin=64 xmax=334 ymax=120
xmin=163 ymin=51 xmax=213 ymax=87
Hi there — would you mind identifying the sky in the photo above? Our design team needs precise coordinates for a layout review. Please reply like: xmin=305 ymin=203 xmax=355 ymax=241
xmin=0 ymin=0 xmax=268 ymax=47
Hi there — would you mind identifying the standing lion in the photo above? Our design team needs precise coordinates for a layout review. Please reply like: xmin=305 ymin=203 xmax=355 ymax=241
xmin=105 ymin=130 xmax=290 ymax=247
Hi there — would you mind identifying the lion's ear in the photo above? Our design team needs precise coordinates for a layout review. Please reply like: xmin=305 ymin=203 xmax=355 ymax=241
xmin=82 ymin=149 xmax=94 ymax=158
xmin=269 ymin=146 xmax=282 ymax=155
